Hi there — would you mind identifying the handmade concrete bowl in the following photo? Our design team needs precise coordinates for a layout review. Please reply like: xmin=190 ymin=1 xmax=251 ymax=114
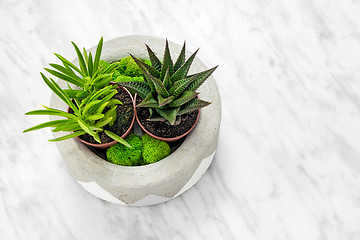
xmin=50 ymin=35 xmax=221 ymax=206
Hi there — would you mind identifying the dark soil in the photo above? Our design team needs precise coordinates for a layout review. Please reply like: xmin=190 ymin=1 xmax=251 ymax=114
xmin=136 ymin=97 xmax=198 ymax=138
xmin=78 ymin=87 xmax=134 ymax=144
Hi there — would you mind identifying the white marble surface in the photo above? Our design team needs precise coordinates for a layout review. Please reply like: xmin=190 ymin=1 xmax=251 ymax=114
xmin=1 ymin=0 xmax=360 ymax=239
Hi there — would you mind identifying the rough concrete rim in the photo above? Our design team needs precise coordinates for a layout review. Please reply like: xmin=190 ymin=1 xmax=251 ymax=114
xmin=50 ymin=35 xmax=221 ymax=192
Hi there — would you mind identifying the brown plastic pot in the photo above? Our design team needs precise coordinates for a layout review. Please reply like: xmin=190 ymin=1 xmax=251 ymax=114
xmin=134 ymin=95 xmax=200 ymax=142
xmin=68 ymin=86 xmax=135 ymax=150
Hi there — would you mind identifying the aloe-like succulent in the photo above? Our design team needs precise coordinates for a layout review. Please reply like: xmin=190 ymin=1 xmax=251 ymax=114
xmin=44 ymin=37 xmax=119 ymax=99
xmin=23 ymin=73 xmax=131 ymax=148
xmin=117 ymin=40 xmax=217 ymax=125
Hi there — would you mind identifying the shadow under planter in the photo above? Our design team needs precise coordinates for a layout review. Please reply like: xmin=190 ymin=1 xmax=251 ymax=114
xmin=49 ymin=35 xmax=221 ymax=206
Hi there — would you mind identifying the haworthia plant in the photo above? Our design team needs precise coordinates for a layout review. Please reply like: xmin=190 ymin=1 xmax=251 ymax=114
xmin=117 ymin=40 xmax=217 ymax=125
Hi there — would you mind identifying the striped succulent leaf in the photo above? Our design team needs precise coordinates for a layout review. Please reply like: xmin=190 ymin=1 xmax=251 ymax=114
xmin=168 ymin=75 xmax=197 ymax=98
xmin=116 ymin=81 xmax=150 ymax=99
xmin=160 ymin=40 xmax=174 ymax=80
xmin=168 ymin=91 xmax=197 ymax=108
xmin=137 ymin=93 xmax=159 ymax=108
xmin=186 ymin=65 xmax=218 ymax=91
xmin=173 ymin=42 xmax=186 ymax=72
xmin=146 ymin=44 xmax=162 ymax=72
xmin=177 ymin=98 xmax=211 ymax=116
xmin=170 ymin=49 xmax=198 ymax=82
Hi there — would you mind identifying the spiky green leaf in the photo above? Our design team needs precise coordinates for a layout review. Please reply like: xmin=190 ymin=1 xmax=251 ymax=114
xmin=25 ymin=109 xmax=75 ymax=119
xmin=78 ymin=119 xmax=95 ymax=136
xmin=168 ymin=75 xmax=197 ymax=98
xmin=129 ymin=54 xmax=155 ymax=92
xmin=87 ymin=52 xmax=93 ymax=77
xmin=174 ymin=41 xmax=186 ymax=72
xmin=93 ymin=37 xmax=103 ymax=72
xmin=93 ymin=132 xmax=101 ymax=143
xmin=54 ymin=53 xmax=85 ymax=77
xmin=186 ymin=65 xmax=218 ymax=91
xmin=145 ymin=44 xmax=162 ymax=72
xmin=116 ymin=81 xmax=150 ymax=99
xmin=168 ymin=91 xmax=198 ymax=108
xmin=137 ymin=93 xmax=159 ymax=108
xmin=130 ymin=54 xmax=160 ymax=79
xmin=104 ymin=130 xmax=132 ymax=148
xmin=177 ymin=98 xmax=211 ymax=116
xmin=48 ymin=63 xmax=84 ymax=86
xmin=91 ymin=93 xmax=118 ymax=114
xmin=44 ymin=68 xmax=83 ymax=87
xmin=163 ymin=67 xmax=171 ymax=89
xmin=155 ymin=108 xmax=179 ymax=125
xmin=96 ymin=116 xmax=112 ymax=128
xmin=171 ymin=48 xmax=198 ymax=82
xmin=71 ymin=41 xmax=88 ymax=76
xmin=48 ymin=130 xmax=86 ymax=142
xmin=85 ymin=114 xmax=105 ymax=121
xmin=139 ymin=68 xmax=169 ymax=97
xmin=23 ymin=119 xmax=73 ymax=133
xmin=93 ymin=74 xmax=112 ymax=84
xmin=104 ymin=106 xmax=117 ymax=126
xmin=158 ymin=95 xmax=175 ymax=107
xmin=52 ymin=122 xmax=82 ymax=132
xmin=107 ymin=99 xmax=122 ymax=107
xmin=41 ymin=73 xmax=79 ymax=115
xmin=86 ymin=86 xmax=116 ymax=105
xmin=83 ymin=47 xmax=88 ymax=63
xmin=83 ymin=100 xmax=101 ymax=115
xmin=160 ymin=39 xmax=174 ymax=80
xmin=63 ymin=89 xmax=81 ymax=98
xmin=94 ymin=75 xmax=112 ymax=88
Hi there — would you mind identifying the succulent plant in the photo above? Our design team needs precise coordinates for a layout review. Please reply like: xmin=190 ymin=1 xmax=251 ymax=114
xmin=117 ymin=40 xmax=217 ymax=125
xmin=23 ymin=73 xmax=131 ymax=148
xmin=44 ymin=37 xmax=120 ymax=100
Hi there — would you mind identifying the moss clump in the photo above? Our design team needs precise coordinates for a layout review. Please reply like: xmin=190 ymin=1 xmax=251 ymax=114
xmin=141 ymin=134 xmax=171 ymax=164
xmin=118 ymin=56 xmax=143 ymax=77
xmin=106 ymin=134 xmax=142 ymax=166
xmin=106 ymin=134 xmax=171 ymax=166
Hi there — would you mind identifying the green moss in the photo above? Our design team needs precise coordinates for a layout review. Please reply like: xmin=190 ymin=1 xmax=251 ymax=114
xmin=118 ymin=56 xmax=143 ymax=77
xmin=106 ymin=134 xmax=142 ymax=166
xmin=141 ymin=134 xmax=171 ymax=164
xmin=112 ymin=70 xmax=122 ymax=80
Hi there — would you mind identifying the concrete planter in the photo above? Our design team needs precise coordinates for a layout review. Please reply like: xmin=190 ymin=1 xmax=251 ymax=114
xmin=50 ymin=35 xmax=221 ymax=206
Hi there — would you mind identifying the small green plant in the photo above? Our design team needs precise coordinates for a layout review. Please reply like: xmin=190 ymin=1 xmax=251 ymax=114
xmin=141 ymin=134 xmax=171 ymax=164
xmin=24 ymin=37 xmax=133 ymax=148
xmin=117 ymin=40 xmax=218 ymax=125
xmin=106 ymin=134 xmax=142 ymax=166
xmin=23 ymin=73 xmax=131 ymax=148
xmin=44 ymin=37 xmax=120 ymax=100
